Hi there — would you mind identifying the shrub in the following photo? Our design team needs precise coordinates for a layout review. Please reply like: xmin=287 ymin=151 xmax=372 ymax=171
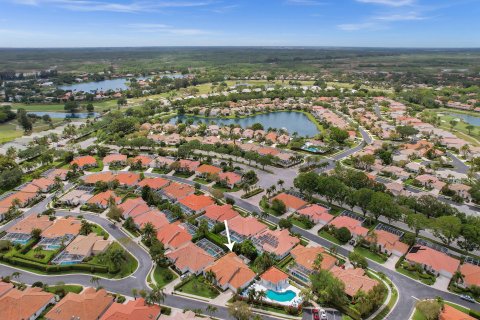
xmin=336 ymin=227 xmax=352 ymax=243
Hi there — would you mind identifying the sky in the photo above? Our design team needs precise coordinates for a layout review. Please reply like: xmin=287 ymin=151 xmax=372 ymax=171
xmin=0 ymin=0 xmax=479 ymax=48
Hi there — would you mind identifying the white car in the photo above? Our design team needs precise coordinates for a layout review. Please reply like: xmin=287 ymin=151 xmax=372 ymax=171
xmin=320 ymin=309 xmax=328 ymax=320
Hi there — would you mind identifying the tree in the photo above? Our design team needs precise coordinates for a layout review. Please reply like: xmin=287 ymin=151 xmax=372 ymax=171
xmin=416 ymin=300 xmax=441 ymax=320
xmin=142 ymin=222 xmax=157 ymax=246
xmin=147 ymin=285 xmax=165 ymax=305
xmin=107 ymin=204 xmax=123 ymax=221
xmin=310 ymin=269 xmax=348 ymax=307
xmin=405 ymin=213 xmax=430 ymax=236
xmin=271 ymin=199 xmax=287 ymax=215
xmin=30 ymin=228 xmax=42 ymax=239
xmin=449 ymin=119 xmax=458 ymax=130
xmin=79 ymin=220 xmax=93 ymax=235
xmin=228 ymin=301 xmax=252 ymax=320
xmin=348 ymin=251 xmax=368 ymax=269
xmin=149 ymin=239 xmax=166 ymax=264
xmin=458 ymin=217 xmax=480 ymax=253
xmin=367 ymin=192 xmax=395 ymax=223
xmin=253 ymin=252 xmax=275 ymax=274
xmin=466 ymin=125 xmax=475 ymax=135
xmin=64 ymin=101 xmax=79 ymax=113
xmin=294 ymin=172 xmax=320 ymax=199
xmin=335 ymin=227 xmax=352 ymax=243
xmin=90 ymin=276 xmax=100 ymax=287
xmin=433 ymin=215 xmax=462 ymax=245
xmin=396 ymin=125 xmax=418 ymax=140
xmin=353 ymin=188 xmax=375 ymax=217
xmin=330 ymin=127 xmax=349 ymax=144
xmin=313 ymin=253 xmax=324 ymax=271
xmin=278 ymin=218 xmax=293 ymax=230
xmin=86 ymin=103 xmax=94 ymax=113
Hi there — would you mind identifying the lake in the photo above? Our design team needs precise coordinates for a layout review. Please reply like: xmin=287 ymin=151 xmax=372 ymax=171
xmin=59 ymin=74 xmax=185 ymax=92
xmin=170 ymin=111 xmax=319 ymax=137
xmin=28 ymin=111 xmax=99 ymax=119
xmin=449 ymin=113 xmax=480 ymax=127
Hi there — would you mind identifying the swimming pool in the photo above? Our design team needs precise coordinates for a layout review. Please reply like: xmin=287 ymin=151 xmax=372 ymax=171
xmin=266 ymin=289 xmax=296 ymax=302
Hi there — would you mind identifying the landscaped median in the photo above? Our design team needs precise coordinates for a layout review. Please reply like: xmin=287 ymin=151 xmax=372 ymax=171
xmin=174 ymin=274 xmax=220 ymax=299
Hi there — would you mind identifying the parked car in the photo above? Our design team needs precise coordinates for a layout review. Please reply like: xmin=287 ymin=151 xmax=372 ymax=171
xmin=460 ymin=294 xmax=476 ymax=303
xmin=320 ymin=309 xmax=328 ymax=320
xmin=312 ymin=308 xmax=320 ymax=320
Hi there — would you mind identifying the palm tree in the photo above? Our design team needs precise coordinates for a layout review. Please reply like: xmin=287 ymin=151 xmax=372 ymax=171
xmin=313 ymin=253 xmax=324 ymax=271
xmin=142 ymin=222 xmax=156 ymax=243
xmin=206 ymin=305 xmax=218 ymax=315
xmin=90 ymin=276 xmax=100 ymax=288
xmin=131 ymin=288 xmax=138 ymax=300
xmin=257 ymin=289 xmax=266 ymax=305
xmin=247 ymin=288 xmax=257 ymax=302
xmin=277 ymin=179 xmax=284 ymax=190
xmin=10 ymin=272 xmax=21 ymax=280
xmin=147 ymin=285 xmax=165 ymax=305
xmin=205 ymin=270 xmax=216 ymax=286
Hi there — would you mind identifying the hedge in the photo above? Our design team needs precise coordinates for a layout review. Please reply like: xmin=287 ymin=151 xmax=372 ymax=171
xmin=204 ymin=232 xmax=229 ymax=251
xmin=241 ymin=188 xmax=264 ymax=199
xmin=0 ymin=255 xmax=110 ymax=274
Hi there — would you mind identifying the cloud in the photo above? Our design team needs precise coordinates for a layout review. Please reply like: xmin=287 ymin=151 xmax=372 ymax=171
xmin=12 ymin=0 xmax=212 ymax=13
xmin=127 ymin=23 xmax=211 ymax=35
xmin=374 ymin=12 xmax=427 ymax=21
xmin=356 ymin=0 xmax=415 ymax=6
xmin=337 ymin=22 xmax=378 ymax=31
xmin=210 ymin=4 xmax=239 ymax=14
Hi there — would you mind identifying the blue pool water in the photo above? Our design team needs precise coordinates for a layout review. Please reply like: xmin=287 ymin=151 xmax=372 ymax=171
xmin=266 ymin=289 xmax=296 ymax=302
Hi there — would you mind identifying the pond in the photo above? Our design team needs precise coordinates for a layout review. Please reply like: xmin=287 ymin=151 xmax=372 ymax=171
xmin=28 ymin=111 xmax=99 ymax=119
xmin=449 ymin=112 xmax=480 ymax=127
xmin=170 ymin=111 xmax=319 ymax=137
xmin=59 ymin=74 xmax=184 ymax=92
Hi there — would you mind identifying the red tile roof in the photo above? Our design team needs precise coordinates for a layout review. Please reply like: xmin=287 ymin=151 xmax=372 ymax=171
xmin=0 ymin=287 xmax=54 ymax=320
xmin=228 ymin=216 xmax=268 ymax=237
xmin=272 ymin=193 xmax=308 ymax=211
xmin=331 ymin=266 xmax=378 ymax=297
xmin=204 ymin=204 xmax=239 ymax=222
xmin=100 ymin=298 xmax=160 ymax=320
xmin=329 ymin=216 xmax=369 ymax=237
xmin=166 ymin=242 xmax=215 ymax=274
xmin=260 ymin=267 xmax=288 ymax=284
xmin=87 ymin=190 xmax=121 ymax=207
xmin=196 ymin=164 xmax=222 ymax=175
xmin=133 ymin=209 xmax=169 ymax=230
xmin=205 ymin=252 xmax=255 ymax=290
xmin=218 ymin=172 xmax=242 ymax=185
xmin=161 ymin=182 xmax=194 ymax=200
xmin=439 ymin=304 xmax=476 ymax=320
xmin=290 ymin=245 xmax=337 ymax=272
xmin=406 ymin=246 xmax=460 ymax=275
xmin=297 ymin=204 xmax=333 ymax=223
xmin=103 ymin=154 xmax=127 ymax=165
xmin=71 ymin=155 xmax=97 ymax=168
xmin=460 ymin=263 xmax=480 ymax=287
xmin=130 ymin=155 xmax=152 ymax=166
xmin=156 ymin=222 xmax=192 ymax=250
xmin=178 ymin=194 xmax=215 ymax=212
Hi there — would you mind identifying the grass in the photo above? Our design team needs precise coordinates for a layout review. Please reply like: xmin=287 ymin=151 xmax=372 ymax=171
xmin=91 ymin=225 xmax=109 ymax=239
xmin=22 ymin=248 xmax=58 ymax=264
xmin=412 ymin=308 xmax=427 ymax=320
xmin=318 ymin=230 xmax=344 ymax=245
xmin=88 ymin=242 xmax=138 ymax=278
xmin=153 ymin=265 xmax=177 ymax=288
xmin=212 ymin=183 xmax=241 ymax=192
xmin=152 ymin=168 xmax=171 ymax=174
xmin=173 ymin=171 xmax=194 ymax=178
xmin=193 ymin=177 xmax=211 ymax=185
xmin=0 ymin=122 xmax=22 ymax=143
xmin=396 ymin=263 xmax=436 ymax=285
xmin=87 ymin=160 xmax=104 ymax=172
xmin=289 ymin=216 xmax=313 ymax=230
xmin=176 ymin=275 xmax=219 ymax=299
xmin=354 ymin=247 xmax=387 ymax=264
xmin=45 ymin=284 xmax=83 ymax=295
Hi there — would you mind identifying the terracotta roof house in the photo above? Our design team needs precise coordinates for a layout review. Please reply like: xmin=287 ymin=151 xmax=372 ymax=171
xmin=6 ymin=214 xmax=53 ymax=242
xmin=0 ymin=282 xmax=14 ymax=297
xmin=253 ymin=228 xmax=300 ymax=259
xmin=151 ymin=156 xmax=175 ymax=169
xmin=228 ymin=216 xmax=268 ymax=240
xmin=218 ymin=172 xmax=242 ymax=189
xmin=130 ymin=155 xmax=153 ymax=167
xmin=82 ymin=172 xmax=115 ymax=185
xmin=45 ymin=288 xmax=113 ymax=320
xmin=203 ymin=204 xmax=239 ymax=225
xmin=41 ymin=217 xmax=82 ymax=241
xmin=257 ymin=146 xmax=280 ymax=156
xmin=166 ymin=242 xmax=215 ymax=275
xmin=297 ymin=204 xmax=333 ymax=224
xmin=137 ymin=177 xmax=170 ymax=190
xmin=265 ymin=132 xmax=278 ymax=143
xmin=331 ymin=266 xmax=378 ymax=297
xmin=156 ymin=222 xmax=192 ymax=250
xmin=57 ymin=189 xmax=92 ymax=206
xmin=132 ymin=209 xmax=169 ymax=230
xmin=100 ymin=298 xmax=160 ymax=320
xmin=290 ymin=245 xmax=337 ymax=277
xmin=177 ymin=194 xmax=215 ymax=215
xmin=178 ymin=159 xmax=200 ymax=172
xmin=87 ymin=190 xmax=121 ymax=209
xmin=328 ymin=216 xmax=369 ymax=239
xmin=366 ymin=230 xmax=409 ymax=257
xmin=0 ymin=287 xmax=55 ymax=320
xmin=271 ymin=193 xmax=308 ymax=213
xmin=195 ymin=164 xmax=222 ymax=178
xmin=118 ymin=198 xmax=150 ymax=219
xmin=62 ymin=233 xmax=111 ymax=261
xmin=204 ymin=252 xmax=255 ymax=292
xmin=27 ymin=177 xmax=56 ymax=193
xmin=160 ymin=182 xmax=195 ymax=201
xmin=439 ymin=304 xmax=476 ymax=320
xmin=103 ymin=154 xmax=127 ymax=166
xmin=45 ymin=168 xmax=69 ymax=181
xmin=260 ymin=267 xmax=289 ymax=291
xmin=114 ymin=172 xmax=141 ymax=187
xmin=71 ymin=155 xmax=97 ymax=169
xmin=406 ymin=245 xmax=461 ymax=278
xmin=459 ymin=263 xmax=480 ymax=288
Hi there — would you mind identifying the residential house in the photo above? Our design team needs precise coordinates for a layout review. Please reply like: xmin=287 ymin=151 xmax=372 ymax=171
xmin=44 ymin=168 xmax=69 ymax=181
xmin=118 ymin=198 xmax=150 ymax=219
xmin=178 ymin=159 xmax=200 ymax=173
xmin=439 ymin=304 xmax=476 ymax=320
xmin=177 ymin=194 xmax=215 ymax=215
xmin=39 ymin=217 xmax=82 ymax=250
xmin=132 ymin=209 xmax=169 ymax=231
xmin=137 ymin=177 xmax=170 ymax=190
xmin=130 ymin=155 xmax=153 ymax=168
xmin=296 ymin=204 xmax=333 ymax=225
xmin=365 ymin=230 xmax=409 ymax=257
xmin=57 ymin=189 xmax=92 ymax=207
xmin=86 ymin=190 xmax=121 ymax=209
xmin=290 ymin=245 xmax=337 ymax=282
xmin=4 ymin=215 xmax=53 ymax=244
xmin=227 ymin=216 xmax=268 ymax=242
xmin=195 ymin=164 xmax=222 ymax=179
xmin=405 ymin=245 xmax=460 ymax=278
xmin=204 ymin=252 xmax=255 ymax=292
xmin=253 ymin=228 xmax=300 ymax=260
xmin=58 ymin=233 xmax=111 ymax=264
xmin=151 ymin=156 xmax=175 ymax=169
xmin=260 ymin=267 xmax=289 ymax=291
xmin=71 ymin=155 xmax=97 ymax=169
xmin=156 ymin=222 xmax=192 ymax=250
xmin=328 ymin=216 xmax=369 ymax=241
xmin=458 ymin=263 xmax=480 ymax=289
xmin=45 ymin=288 xmax=113 ymax=320
xmin=103 ymin=154 xmax=127 ymax=167
xmin=160 ymin=182 xmax=195 ymax=202
xmin=217 ymin=172 xmax=242 ymax=189
xmin=114 ymin=172 xmax=141 ymax=187
xmin=449 ymin=184 xmax=472 ymax=201
xmin=166 ymin=242 xmax=215 ymax=275
xmin=271 ymin=193 xmax=308 ymax=213
xmin=0 ymin=287 xmax=55 ymax=320
xmin=330 ymin=266 xmax=379 ymax=297
xmin=202 ymin=204 xmax=239 ymax=227
xmin=100 ymin=298 xmax=161 ymax=320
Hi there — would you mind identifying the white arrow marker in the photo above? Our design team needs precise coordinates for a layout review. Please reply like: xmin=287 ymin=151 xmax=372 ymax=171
xmin=224 ymin=219 xmax=236 ymax=252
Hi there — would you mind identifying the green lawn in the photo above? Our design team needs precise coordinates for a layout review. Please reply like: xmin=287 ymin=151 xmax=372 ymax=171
xmin=152 ymin=168 xmax=171 ymax=174
xmin=88 ymin=242 xmax=138 ymax=278
xmin=0 ymin=122 xmax=22 ymax=143
xmin=289 ymin=217 xmax=313 ymax=230
xmin=212 ymin=183 xmax=241 ymax=192
xmin=23 ymin=248 xmax=58 ymax=264
xmin=354 ymin=247 xmax=387 ymax=264
xmin=193 ymin=177 xmax=211 ymax=185
xmin=87 ymin=160 xmax=104 ymax=172
xmin=45 ymin=284 xmax=83 ymax=295
xmin=173 ymin=171 xmax=194 ymax=178
xmin=176 ymin=276 xmax=219 ymax=299
xmin=153 ymin=265 xmax=177 ymax=288
xmin=396 ymin=263 xmax=436 ymax=285
xmin=412 ymin=309 xmax=427 ymax=320
xmin=91 ymin=225 xmax=109 ymax=239
xmin=318 ymin=230 xmax=345 ymax=245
